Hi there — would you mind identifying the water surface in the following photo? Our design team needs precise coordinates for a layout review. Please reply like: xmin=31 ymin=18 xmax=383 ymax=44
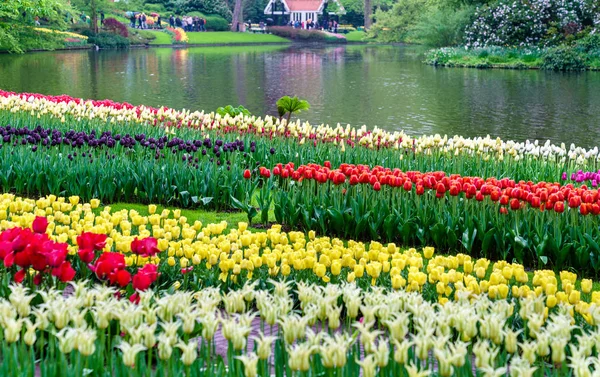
xmin=0 ymin=45 xmax=598 ymax=147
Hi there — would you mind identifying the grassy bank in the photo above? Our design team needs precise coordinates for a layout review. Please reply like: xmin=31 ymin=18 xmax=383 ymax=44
xmin=345 ymin=31 xmax=368 ymax=42
xmin=426 ymin=42 xmax=600 ymax=71
xmin=179 ymin=31 xmax=289 ymax=45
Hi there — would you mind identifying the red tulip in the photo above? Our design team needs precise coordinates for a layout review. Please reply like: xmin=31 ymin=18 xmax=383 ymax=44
xmin=52 ymin=261 xmax=76 ymax=282
xmin=32 ymin=216 xmax=48 ymax=234
xmin=77 ymin=232 xmax=107 ymax=251
xmin=243 ymin=169 xmax=251 ymax=179
xmin=131 ymin=237 xmax=160 ymax=257
xmin=436 ymin=183 xmax=446 ymax=195
xmin=14 ymin=269 xmax=26 ymax=283
xmin=475 ymin=191 xmax=484 ymax=201
xmin=449 ymin=185 xmax=460 ymax=196
xmin=350 ymin=175 xmax=359 ymax=185
xmin=133 ymin=264 xmax=159 ymax=291
xmin=554 ymin=201 xmax=565 ymax=213
xmin=500 ymin=207 xmax=508 ymax=215
xmin=568 ymin=196 xmax=581 ymax=209
xmin=416 ymin=185 xmax=425 ymax=195
xmin=403 ymin=181 xmax=413 ymax=192
xmin=510 ymin=199 xmax=521 ymax=210
xmin=78 ymin=248 xmax=96 ymax=264
xmin=373 ymin=182 xmax=381 ymax=191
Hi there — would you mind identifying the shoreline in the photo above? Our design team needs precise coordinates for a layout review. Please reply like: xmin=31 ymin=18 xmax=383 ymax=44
xmin=1 ymin=39 xmax=377 ymax=54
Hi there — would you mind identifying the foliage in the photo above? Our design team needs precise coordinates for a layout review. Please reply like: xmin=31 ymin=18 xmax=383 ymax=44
xmin=409 ymin=5 xmax=474 ymax=47
xmin=276 ymin=96 xmax=311 ymax=123
xmin=143 ymin=2 xmax=167 ymax=13
xmin=425 ymin=43 xmax=600 ymax=70
xmin=102 ymin=17 xmax=128 ymax=37
xmin=541 ymin=45 xmax=587 ymax=71
xmin=87 ymin=32 xmax=130 ymax=48
xmin=0 ymin=0 xmax=74 ymax=53
xmin=204 ymin=14 xmax=229 ymax=31
xmin=216 ymin=105 xmax=251 ymax=118
xmin=425 ymin=46 xmax=544 ymax=68
xmin=465 ymin=0 xmax=597 ymax=48
xmin=367 ymin=0 xmax=432 ymax=43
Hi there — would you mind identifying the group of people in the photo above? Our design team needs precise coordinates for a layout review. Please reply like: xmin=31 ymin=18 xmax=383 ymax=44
xmin=289 ymin=19 xmax=338 ymax=33
xmin=129 ymin=13 xmax=162 ymax=29
xmin=168 ymin=15 xmax=207 ymax=32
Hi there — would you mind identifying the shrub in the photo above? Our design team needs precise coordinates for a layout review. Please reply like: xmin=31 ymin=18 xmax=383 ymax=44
xmin=575 ymin=33 xmax=600 ymax=53
xmin=409 ymin=5 xmax=474 ymax=47
xmin=144 ymin=3 xmax=167 ymax=14
xmin=541 ymin=45 xmax=586 ymax=71
xmin=102 ymin=18 xmax=128 ymax=37
xmin=268 ymin=27 xmax=327 ymax=41
xmin=205 ymin=15 xmax=229 ymax=31
xmin=87 ymin=32 xmax=130 ymax=49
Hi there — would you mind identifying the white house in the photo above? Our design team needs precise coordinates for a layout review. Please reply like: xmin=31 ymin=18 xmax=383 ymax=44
xmin=264 ymin=0 xmax=345 ymax=24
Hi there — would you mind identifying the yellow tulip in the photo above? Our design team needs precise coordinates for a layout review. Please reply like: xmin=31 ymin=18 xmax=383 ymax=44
xmin=581 ymin=279 xmax=593 ymax=294
xmin=423 ymin=247 xmax=434 ymax=259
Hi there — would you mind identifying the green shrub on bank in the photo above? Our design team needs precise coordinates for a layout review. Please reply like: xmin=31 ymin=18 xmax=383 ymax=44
xmin=424 ymin=43 xmax=600 ymax=71
xmin=541 ymin=45 xmax=587 ymax=71
xmin=87 ymin=32 xmax=130 ymax=49
xmin=205 ymin=15 xmax=229 ymax=31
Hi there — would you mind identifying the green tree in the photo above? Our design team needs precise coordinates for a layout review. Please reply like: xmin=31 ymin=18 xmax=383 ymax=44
xmin=367 ymin=0 xmax=432 ymax=42
xmin=0 ymin=0 xmax=73 ymax=52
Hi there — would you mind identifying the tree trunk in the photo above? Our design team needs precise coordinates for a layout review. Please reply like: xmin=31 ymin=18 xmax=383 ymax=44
xmin=364 ymin=0 xmax=372 ymax=29
xmin=91 ymin=0 xmax=99 ymax=35
xmin=231 ymin=0 xmax=243 ymax=32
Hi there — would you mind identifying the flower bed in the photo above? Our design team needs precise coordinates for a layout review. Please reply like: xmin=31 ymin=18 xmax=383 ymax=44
xmin=1 ymin=279 xmax=599 ymax=377
xmin=2 ymin=91 xmax=600 ymax=274
xmin=0 ymin=193 xmax=598 ymax=309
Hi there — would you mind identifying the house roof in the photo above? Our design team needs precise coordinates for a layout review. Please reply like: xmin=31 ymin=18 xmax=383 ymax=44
xmin=286 ymin=0 xmax=323 ymax=11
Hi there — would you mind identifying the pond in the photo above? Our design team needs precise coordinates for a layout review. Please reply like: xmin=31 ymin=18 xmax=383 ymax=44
xmin=1 ymin=44 xmax=599 ymax=147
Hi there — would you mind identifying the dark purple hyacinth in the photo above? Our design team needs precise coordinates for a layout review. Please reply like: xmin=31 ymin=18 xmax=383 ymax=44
xmin=0 ymin=125 xmax=259 ymax=169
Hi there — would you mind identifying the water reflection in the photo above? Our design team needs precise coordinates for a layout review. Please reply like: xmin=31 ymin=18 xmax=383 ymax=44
xmin=0 ymin=45 xmax=599 ymax=147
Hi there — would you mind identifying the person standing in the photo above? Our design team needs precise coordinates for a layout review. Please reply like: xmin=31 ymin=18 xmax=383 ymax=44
xmin=157 ymin=15 xmax=162 ymax=29
xmin=169 ymin=15 xmax=174 ymax=28
xmin=142 ymin=13 xmax=147 ymax=29
xmin=130 ymin=13 xmax=136 ymax=28
xmin=137 ymin=14 xmax=143 ymax=29
xmin=100 ymin=11 xmax=105 ymax=25
xmin=175 ymin=16 xmax=182 ymax=28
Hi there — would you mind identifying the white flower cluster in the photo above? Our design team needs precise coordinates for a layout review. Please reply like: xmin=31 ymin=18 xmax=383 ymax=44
xmin=465 ymin=0 xmax=595 ymax=48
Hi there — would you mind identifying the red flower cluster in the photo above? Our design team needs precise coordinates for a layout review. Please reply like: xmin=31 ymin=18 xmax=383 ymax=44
xmin=89 ymin=252 xmax=131 ymax=287
xmin=77 ymin=232 xmax=107 ymax=263
xmin=0 ymin=217 xmax=75 ymax=284
xmin=131 ymin=237 xmax=160 ymax=257
xmin=259 ymin=162 xmax=600 ymax=215
xmin=84 ymin=236 xmax=160 ymax=292
xmin=77 ymin=233 xmax=159 ymax=294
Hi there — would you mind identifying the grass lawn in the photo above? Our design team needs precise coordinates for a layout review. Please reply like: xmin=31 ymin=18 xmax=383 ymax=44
xmin=345 ymin=31 xmax=367 ymax=42
xmin=147 ymin=30 xmax=173 ymax=45
xmin=185 ymin=31 xmax=289 ymax=44
xmin=104 ymin=202 xmax=276 ymax=231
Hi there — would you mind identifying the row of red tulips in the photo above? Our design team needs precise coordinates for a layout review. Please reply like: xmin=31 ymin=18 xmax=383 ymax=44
xmin=247 ymin=162 xmax=600 ymax=216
